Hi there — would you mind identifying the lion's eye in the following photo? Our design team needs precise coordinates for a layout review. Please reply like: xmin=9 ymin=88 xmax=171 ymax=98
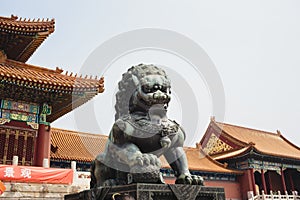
xmin=153 ymin=84 xmax=159 ymax=90
xmin=142 ymin=85 xmax=152 ymax=93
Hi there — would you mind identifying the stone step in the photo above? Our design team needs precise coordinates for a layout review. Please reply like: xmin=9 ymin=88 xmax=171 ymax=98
xmin=0 ymin=182 xmax=81 ymax=200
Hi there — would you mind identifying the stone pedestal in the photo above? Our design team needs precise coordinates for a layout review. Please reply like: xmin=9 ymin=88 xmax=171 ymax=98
xmin=64 ymin=183 xmax=225 ymax=200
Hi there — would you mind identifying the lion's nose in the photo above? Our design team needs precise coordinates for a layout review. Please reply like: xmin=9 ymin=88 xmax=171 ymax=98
xmin=153 ymin=91 xmax=167 ymax=100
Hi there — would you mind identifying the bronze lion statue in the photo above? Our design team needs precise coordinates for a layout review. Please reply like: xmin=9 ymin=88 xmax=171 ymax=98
xmin=90 ymin=64 xmax=203 ymax=187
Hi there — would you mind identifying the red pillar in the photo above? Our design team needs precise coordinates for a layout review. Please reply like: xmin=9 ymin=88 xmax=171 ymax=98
xmin=34 ymin=124 xmax=51 ymax=167
xmin=261 ymin=169 xmax=267 ymax=194
xmin=281 ymin=168 xmax=287 ymax=193
xmin=267 ymin=171 xmax=273 ymax=191
xmin=250 ymin=168 xmax=257 ymax=195
xmin=288 ymin=171 xmax=295 ymax=191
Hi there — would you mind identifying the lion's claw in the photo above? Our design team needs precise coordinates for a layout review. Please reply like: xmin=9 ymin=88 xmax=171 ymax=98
xmin=175 ymin=174 xmax=204 ymax=185
xmin=191 ymin=175 xmax=204 ymax=185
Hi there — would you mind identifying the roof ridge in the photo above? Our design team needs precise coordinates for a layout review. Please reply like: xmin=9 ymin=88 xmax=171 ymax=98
xmin=5 ymin=59 xmax=62 ymax=74
xmin=216 ymin=121 xmax=277 ymax=136
xmin=0 ymin=15 xmax=55 ymax=25
xmin=0 ymin=15 xmax=18 ymax=21
xmin=4 ymin=58 xmax=104 ymax=83
xmin=278 ymin=133 xmax=300 ymax=151
xmin=4 ymin=59 xmax=104 ymax=81
xmin=211 ymin=121 xmax=248 ymax=147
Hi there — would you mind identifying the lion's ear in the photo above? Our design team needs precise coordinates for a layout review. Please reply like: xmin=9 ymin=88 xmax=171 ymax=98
xmin=131 ymin=75 xmax=139 ymax=87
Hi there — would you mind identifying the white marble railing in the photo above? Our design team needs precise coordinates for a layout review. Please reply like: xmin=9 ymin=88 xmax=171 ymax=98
xmin=248 ymin=191 xmax=300 ymax=200
xmin=72 ymin=171 xmax=91 ymax=190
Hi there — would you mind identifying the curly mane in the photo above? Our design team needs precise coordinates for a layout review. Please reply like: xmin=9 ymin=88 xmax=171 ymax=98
xmin=114 ymin=64 xmax=168 ymax=120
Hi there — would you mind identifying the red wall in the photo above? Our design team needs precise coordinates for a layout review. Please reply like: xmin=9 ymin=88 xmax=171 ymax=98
xmin=205 ymin=180 xmax=242 ymax=200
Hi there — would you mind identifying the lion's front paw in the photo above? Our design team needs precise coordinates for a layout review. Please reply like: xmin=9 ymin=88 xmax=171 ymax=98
xmin=129 ymin=153 xmax=163 ymax=183
xmin=130 ymin=153 xmax=161 ymax=174
xmin=175 ymin=174 xmax=204 ymax=185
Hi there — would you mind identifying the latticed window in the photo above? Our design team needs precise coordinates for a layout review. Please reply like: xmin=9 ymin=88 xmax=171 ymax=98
xmin=0 ymin=126 xmax=36 ymax=166
xmin=25 ymin=136 xmax=34 ymax=165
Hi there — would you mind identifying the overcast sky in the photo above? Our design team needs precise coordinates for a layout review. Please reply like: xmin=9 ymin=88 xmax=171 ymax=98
xmin=2 ymin=1 xmax=300 ymax=147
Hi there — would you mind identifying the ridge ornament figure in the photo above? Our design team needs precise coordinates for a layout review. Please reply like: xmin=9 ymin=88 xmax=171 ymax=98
xmin=90 ymin=64 xmax=203 ymax=187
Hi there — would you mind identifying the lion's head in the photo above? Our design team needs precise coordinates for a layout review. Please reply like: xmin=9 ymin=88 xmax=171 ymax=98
xmin=115 ymin=64 xmax=171 ymax=120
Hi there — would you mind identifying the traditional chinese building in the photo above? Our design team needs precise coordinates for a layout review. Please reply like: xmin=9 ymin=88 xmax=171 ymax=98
xmin=0 ymin=15 xmax=104 ymax=167
xmin=200 ymin=117 xmax=300 ymax=199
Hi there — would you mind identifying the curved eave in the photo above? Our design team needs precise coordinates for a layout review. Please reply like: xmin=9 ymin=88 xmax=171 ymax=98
xmin=0 ymin=59 xmax=105 ymax=122
xmin=1 ymin=59 xmax=105 ymax=92
xmin=252 ymin=145 xmax=300 ymax=161
xmin=0 ymin=77 xmax=104 ymax=95
xmin=198 ymin=148 xmax=243 ymax=175
xmin=50 ymin=155 xmax=93 ymax=163
xmin=215 ymin=145 xmax=300 ymax=162
xmin=213 ymin=146 xmax=253 ymax=161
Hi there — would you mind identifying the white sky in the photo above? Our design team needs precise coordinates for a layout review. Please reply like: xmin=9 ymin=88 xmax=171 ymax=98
xmin=2 ymin=0 xmax=300 ymax=147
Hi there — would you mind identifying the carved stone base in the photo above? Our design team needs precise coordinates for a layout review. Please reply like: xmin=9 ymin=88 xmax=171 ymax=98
xmin=64 ymin=183 xmax=225 ymax=200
